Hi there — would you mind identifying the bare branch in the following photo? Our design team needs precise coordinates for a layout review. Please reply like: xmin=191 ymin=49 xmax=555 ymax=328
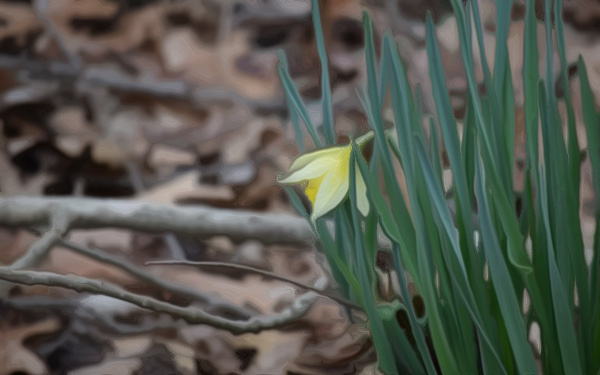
xmin=33 ymin=0 xmax=82 ymax=69
xmin=0 ymin=54 xmax=284 ymax=112
xmin=0 ymin=267 xmax=320 ymax=334
xmin=9 ymin=205 xmax=70 ymax=270
xmin=146 ymin=259 xmax=362 ymax=310
xmin=5 ymin=296 xmax=183 ymax=335
xmin=57 ymin=239 xmax=252 ymax=319
xmin=58 ymin=240 xmax=252 ymax=319
xmin=0 ymin=196 xmax=314 ymax=246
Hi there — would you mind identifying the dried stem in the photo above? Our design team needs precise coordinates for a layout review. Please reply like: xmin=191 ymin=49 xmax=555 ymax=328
xmin=9 ymin=206 xmax=70 ymax=270
xmin=58 ymin=239 xmax=252 ymax=319
xmin=0 ymin=54 xmax=284 ymax=112
xmin=0 ymin=267 xmax=320 ymax=334
xmin=146 ymin=259 xmax=362 ymax=309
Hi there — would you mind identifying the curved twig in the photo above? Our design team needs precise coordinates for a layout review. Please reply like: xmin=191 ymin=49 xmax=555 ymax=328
xmin=145 ymin=259 xmax=362 ymax=310
xmin=0 ymin=267 xmax=320 ymax=334
xmin=58 ymin=239 xmax=252 ymax=319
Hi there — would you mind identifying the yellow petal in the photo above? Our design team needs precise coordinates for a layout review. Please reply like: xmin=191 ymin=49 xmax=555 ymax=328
xmin=310 ymin=159 xmax=350 ymax=221
xmin=356 ymin=166 xmax=369 ymax=216
xmin=304 ymin=175 xmax=324 ymax=205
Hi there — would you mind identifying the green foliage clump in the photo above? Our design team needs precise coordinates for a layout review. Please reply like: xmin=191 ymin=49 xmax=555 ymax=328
xmin=279 ymin=0 xmax=600 ymax=373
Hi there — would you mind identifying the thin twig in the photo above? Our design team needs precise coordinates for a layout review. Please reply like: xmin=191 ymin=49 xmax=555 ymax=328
xmin=5 ymin=296 xmax=182 ymax=335
xmin=0 ymin=196 xmax=314 ymax=246
xmin=124 ymin=161 xmax=187 ymax=260
xmin=0 ymin=54 xmax=285 ymax=112
xmin=9 ymin=204 xmax=70 ymax=270
xmin=88 ymin=312 xmax=182 ymax=335
xmin=57 ymin=239 xmax=252 ymax=319
xmin=145 ymin=259 xmax=362 ymax=310
xmin=33 ymin=0 xmax=82 ymax=69
xmin=0 ymin=267 xmax=320 ymax=334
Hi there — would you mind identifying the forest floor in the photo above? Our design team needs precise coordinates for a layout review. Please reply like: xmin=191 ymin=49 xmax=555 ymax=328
xmin=1 ymin=0 xmax=600 ymax=374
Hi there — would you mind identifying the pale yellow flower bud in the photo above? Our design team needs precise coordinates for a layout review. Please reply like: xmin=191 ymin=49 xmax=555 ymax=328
xmin=279 ymin=132 xmax=373 ymax=222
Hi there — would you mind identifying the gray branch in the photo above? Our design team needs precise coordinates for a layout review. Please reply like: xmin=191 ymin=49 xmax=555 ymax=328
xmin=0 ymin=267 xmax=320 ymax=334
xmin=146 ymin=259 xmax=362 ymax=310
xmin=5 ymin=296 xmax=183 ymax=335
xmin=0 ymin=54 xmax=283 ymax=112
xmin=58 ymin=239 xmax=252 ymax=319
xmin=0 ymin=196 xmax=314 ymax=246
xmin=10 ymin=205 xmax=70 ymax=269
xmin=33 ymin=0 xmax=82 ymax=69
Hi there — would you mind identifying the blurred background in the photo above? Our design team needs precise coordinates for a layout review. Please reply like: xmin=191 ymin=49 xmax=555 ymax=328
xmin=0 ymin=0 xmax=600 ymax=374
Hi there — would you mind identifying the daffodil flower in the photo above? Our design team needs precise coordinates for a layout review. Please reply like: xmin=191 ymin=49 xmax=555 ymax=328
xmin=279 ymin=132 xmax=374 ymax=222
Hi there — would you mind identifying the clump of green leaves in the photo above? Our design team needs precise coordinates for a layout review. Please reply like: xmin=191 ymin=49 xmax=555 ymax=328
xmin=279 ymin=0 xmax=600 ymax=373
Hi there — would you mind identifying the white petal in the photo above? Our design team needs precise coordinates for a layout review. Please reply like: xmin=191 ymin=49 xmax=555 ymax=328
xmin=278 ymin=158 xmax=333 ymax=184
xmin=310 ymin=169 xmax=349 ymax=221
xmin=288 ymin=146 xmax=345 ymax=172
xmin=356 ymin=166 xmax=370 ymax=216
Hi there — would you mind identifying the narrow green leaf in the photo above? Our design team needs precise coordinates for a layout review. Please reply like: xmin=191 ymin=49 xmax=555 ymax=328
xmin=502 ymin=57 xmax=516 ymax=183
xmin=311 ymin=0 xmax=335 ymax=145
xmin=474 ymin=149 xmax=538 ymax=374
xmin=363 ymin=13 xmax=383 ymax=127
xmin=555 ymin=0 xmax=580 ymax=191
xmin=580 ymin=56 xmax=600 ymax=374
xmin=278 ymin=51 xmax=305 ymax=152
xmin=519 ymin=11 xmax=562 ymax=371
xmin=592 ymin=212 xmax=600 ymax=374
xmin=378 ymin=34 xmax=391 ymax=109
xmin=352 ymin=142 xmax=413 ymax=265
xmin=391 ymin=243 xmax=438 ymax=374
xmin=361 ymin=14 xmax=414 ymax=241
xmin=277 ymin=61 xmax=322 ymax=147
xmin=429 ymin=118 xmax=443 ymax=190
xmin=462 ymin=96 xmax=476 ymax=197
xmin=414 ymin=138 xmax=507 ymax=374
xmin=579 ymin=57 xmax=600 ymax=203
xmin=538 ymin=80 xmax=573 ymax=300
xmin=554 ymin=6 xmax=591 ymax=363
xmin=315 ymin=220 xmax=362 ymax=300
xmin=336 ymin=209 xmax=356 ymax=278
xmin=447 ymin=0 xmax=499 ymax=178
xmin=425 ymin=14 xmax=476 ymax=259
xmin=471 ymin=0 xmax=513 ymax=189
xmin=523 ymin=0 xmax=539 ymax=174
xmin=492 ymin=0 xmax=513 ymax=95
xmin=538 ymin=167 xmax=583 ymax=375
xmin=282 ymin=186 xmax=310 ymax=222
xmin=358 ymin=130 xmax=460 ymax=373
xmin=348 ymin=152 xmax=398 ymax=374
xmin=376 ymin=302 xmax=426 ymax=374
